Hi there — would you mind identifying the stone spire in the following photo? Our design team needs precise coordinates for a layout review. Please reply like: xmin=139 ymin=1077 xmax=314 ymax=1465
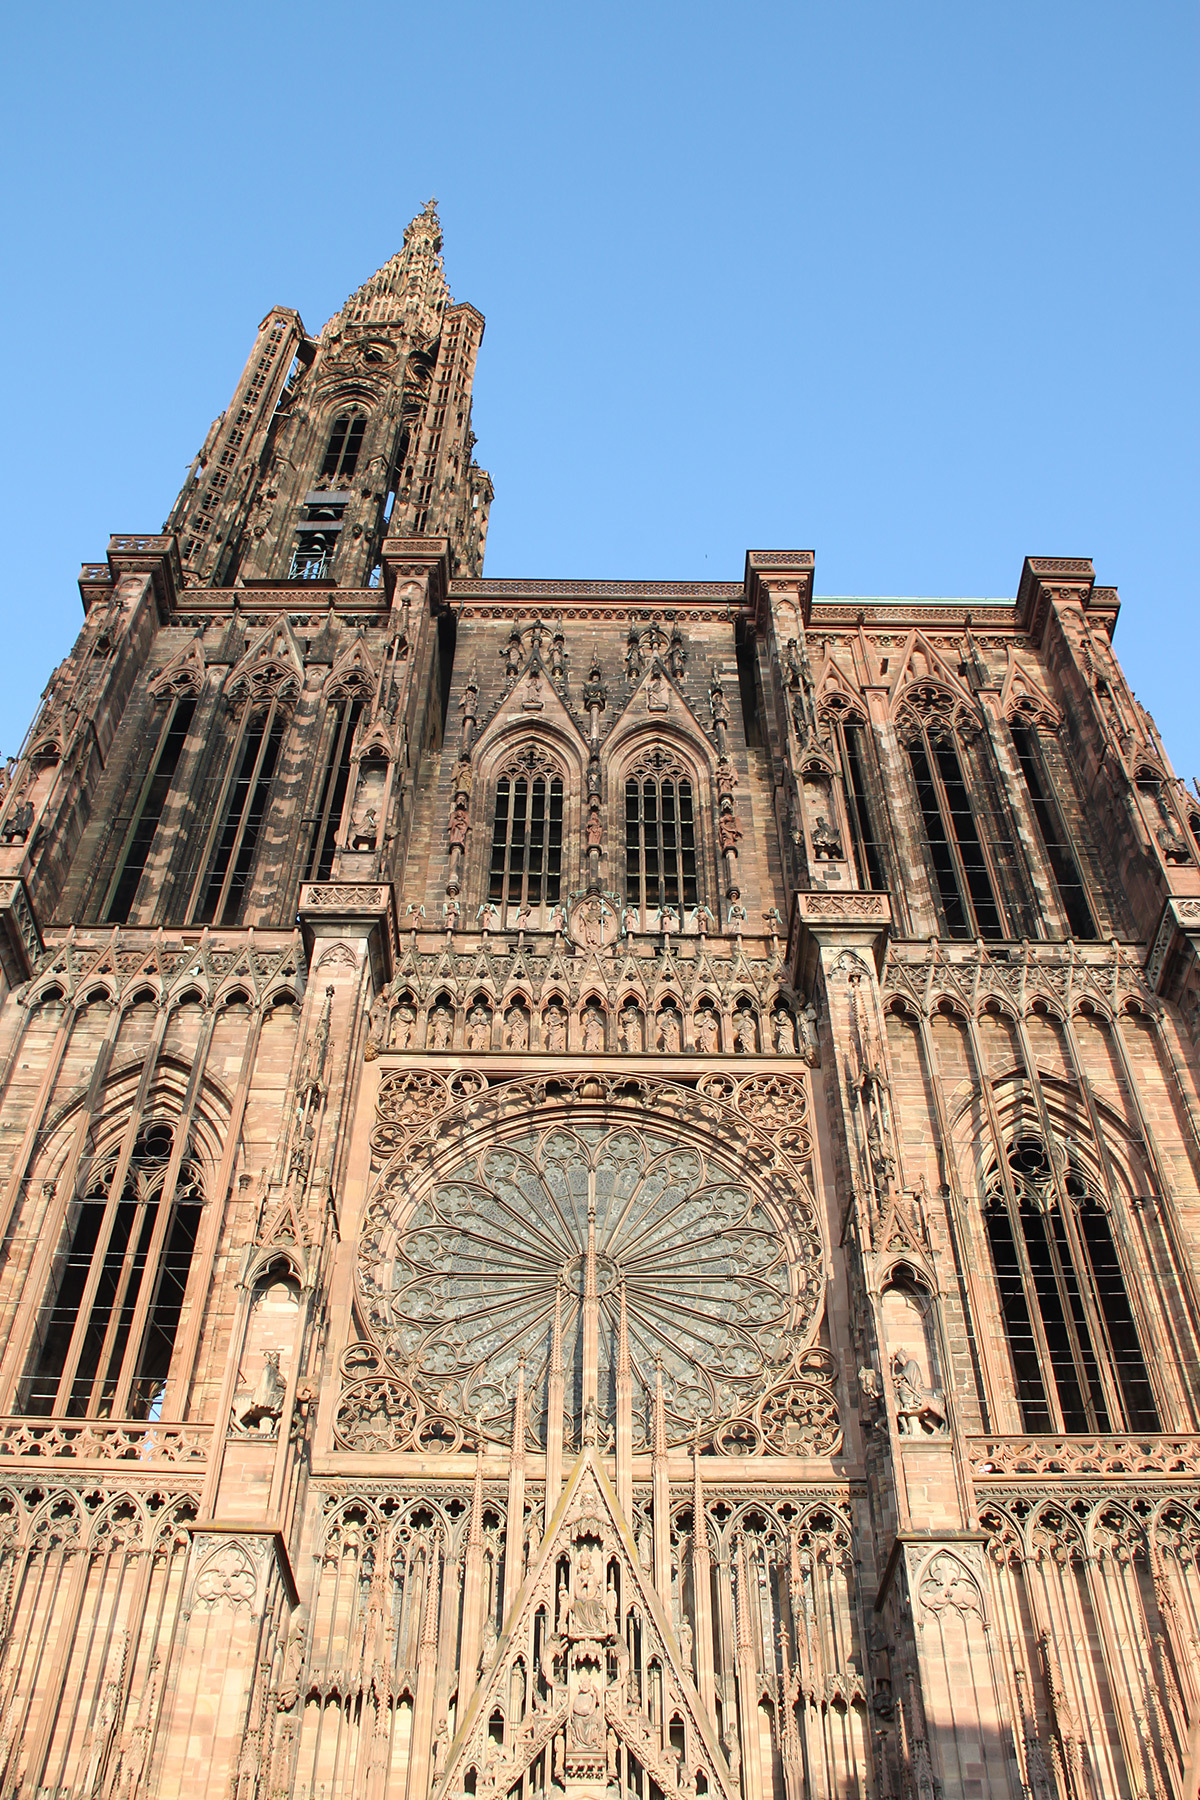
xmin=334 ymin=197 xmax=451 ymax=338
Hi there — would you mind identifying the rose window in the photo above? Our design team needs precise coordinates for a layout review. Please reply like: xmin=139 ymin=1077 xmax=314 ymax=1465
xmin=358 ymin=1122 xmax=815 ymax=1449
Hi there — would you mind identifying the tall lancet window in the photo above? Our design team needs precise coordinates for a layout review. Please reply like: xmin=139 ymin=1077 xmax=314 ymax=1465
xmin=897 ymin=686 xmax=1005 ymax=938
xmin=23 ymin=1121 xmax=204 ymax=1420
xmin=319 ymin=408 xmax=367 ymax=485
xmin=1009 ymin=713 xmax=1096 ymax=940
xmin=305 ymin=694 xmax=365 ymax=882
xmin=488 ymin=746 xmax=564 ymax=918
xmin=624 ymin=749 xmax=698 ymax=912
xmin=102 ymin=691 xmax=197 ymax=923
xmin=822 ymin=698 xmax=887 ymax=891
xmin=984 ymin=1135 xmax=1158 ymax=1433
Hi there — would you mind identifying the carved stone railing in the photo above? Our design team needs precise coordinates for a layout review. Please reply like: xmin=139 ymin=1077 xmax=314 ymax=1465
xmin=970 ymin=1434 xmax=1200 ymax=1480
xmin=0 ymin=1417 xmax=214 ymax=1466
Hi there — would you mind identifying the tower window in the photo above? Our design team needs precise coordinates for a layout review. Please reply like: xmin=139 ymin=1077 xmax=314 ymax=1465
xmin=625 ymin=753 xmax=698 ymax=912
xmin=23 ymin=1123 xmax=204 ymax=1420
xmin=985 ymin=1135 xmax=1158 ymax=1433
xmin=103 ymin=696 xmax=196 ymax=924
xmin=319 ymin=410 xmax=367 ymax=485
xmin=488 ymin=752 xmax=563 ymax=916
xmin=305 ymin=697 xmax=364 ymax=882
xmin=901 ymin=702 xmax=1004 ymax=938
xmin=194 ymin=704 xmax=286 ymax=926
xmin=835 ymin=717 xmax=886 ymax=891
xmin=1010 ymin=725 xmax=1096 ymax=940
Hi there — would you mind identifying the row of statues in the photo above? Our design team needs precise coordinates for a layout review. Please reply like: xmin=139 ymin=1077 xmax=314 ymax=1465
xmin=371 ymin=991 xmax=819 ymax=1060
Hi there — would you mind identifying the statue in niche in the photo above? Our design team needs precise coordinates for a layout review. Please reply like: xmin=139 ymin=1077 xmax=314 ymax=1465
xmin=365 ymin=992 xmax=388 ymax=1058
xmin=772 ymin=1009 xmax=797 ymax=1055
xmin=427 ymin=1005 xmax=453 ymax=1050
xmin=618 ymin=1003 xmax=643 ymax=1053
xmin=521 ymin=666 xmax=544 ymax=711
xmin=569 ymin=1669 xmax=604 ymax=1750
xmin=710 ymin=682 xmax=729 ymax=727
xmin=447 ymin=803 xmax=469 ymax=848
xmin=232 ymin=1347 xmax=287 ymax=1435
xmin=503 ymin=629 xmax=523 ymax=681
xmin=668 ymin=624 xmax=687 ymax=677
xmin=718 ymin=811 xmax=742 ymax=852
xmin=581 ymin=1004 xmax=606 ymax=1053
xmin=503 ymin=1005 xmax=529 ymax=1051
xmin=466 ymin=1004 xmax=492 ymax=1051
xmin=811 ymin=813 xmax=843 ymax=860
xmin=657 ymin=1004 xmax=683 ymax=1053
xmin=1 ymin=798 xmax=34 ymax=844
xmin=390 ymin=1002 xmax=416 ymax=1050
xmin=550 ymin=633 xmax=566 ymax=681
xmin=733 ymin=1009 xmax=758 ymax=1054
xmin=544 ymin=1003 xmax=568 ymax=1052
xmin=646 ymin=661 xmax=668 ymax=712
xmin=621 ymin=903 xmax=640 ymax=936
xmin=798 ymin=1001 xmax=820 ymax=1067
xmin=350 ymin=807 xmax=379 ymax=851
xmin=569 ymin=1547 xmax=608 ymax=1637
xmin=586 ymin=807 xmax=603 ymax=850
xmin=891 ymin=1348 xmax=947 ymax=1436
xmin=785 ymin=638 xmax=803 ymax=688
xmin=694 ymin=1007 xmax=719 ymax=1054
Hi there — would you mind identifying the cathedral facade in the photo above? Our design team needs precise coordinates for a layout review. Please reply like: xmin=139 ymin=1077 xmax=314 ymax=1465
xmin=0 ymin=201 xmax=1197 ymax=1798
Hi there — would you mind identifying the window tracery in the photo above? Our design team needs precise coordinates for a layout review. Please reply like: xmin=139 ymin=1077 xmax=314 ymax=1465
xmin=984 ymin=1134 xmax=1158 ymax=1433
xmin=896 ymin=684 xmax=1006 ymax=938
xmin=624 ymin=747 xmax=699 ymax=913
xmin=487 ymin=744 xmax=565 ymax=921
xmin=23 ymin=1122 xmax=204 ymax=1421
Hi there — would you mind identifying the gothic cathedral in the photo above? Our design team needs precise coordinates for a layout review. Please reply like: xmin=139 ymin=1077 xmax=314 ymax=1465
xmin=0 ymin=201 xmax=1197 ymax=1799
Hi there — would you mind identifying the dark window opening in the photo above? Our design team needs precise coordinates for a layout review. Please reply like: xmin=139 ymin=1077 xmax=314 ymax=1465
xmin=196 ymin=707 xmax=286 ymax=926
xmin=305 ymin=699 xmax=364 ymax=882
xmin=319 ymin=409 xmax=367 ymax=485
xmin=24 ymin=1124 xmax=204 ymax=1420
xmin=908 ymin=733 xmax=1003 ymax=938
xmin=438 ymin=612 xmax=457 ymax=736
xmin=489 ymin=771 xmax=564 ymax=913
xmin=1011 ymin=726 xmax=1096 ymax=940
xmin=104 ymin=697 xmax=196 ymax=923
xmin=840 ymin=723 xmax=886 ymax=891
xmin=985 ymin=1136 xmax=1158 ymax=1433
xmin=625 ymin=772 xmax=698 ymax=911
xmin=734 ymin=629 xmax=761 ymax=747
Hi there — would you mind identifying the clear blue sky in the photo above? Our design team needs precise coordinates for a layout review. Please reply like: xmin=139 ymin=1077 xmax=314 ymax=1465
xmin=2 ymin=4 xmax=1196 ymax=770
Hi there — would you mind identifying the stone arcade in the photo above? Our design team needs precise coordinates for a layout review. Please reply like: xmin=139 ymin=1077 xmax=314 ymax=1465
xmin=0 ymin=201 xmax=1197 ymax=1796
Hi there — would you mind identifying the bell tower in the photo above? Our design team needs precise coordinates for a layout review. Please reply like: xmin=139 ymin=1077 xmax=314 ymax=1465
xmin=166 ymin=198 xmax=493 ymax=587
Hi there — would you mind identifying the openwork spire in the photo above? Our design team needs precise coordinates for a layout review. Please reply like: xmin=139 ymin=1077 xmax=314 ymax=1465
xmin=333 ymin=197 xmax=451 ymax=336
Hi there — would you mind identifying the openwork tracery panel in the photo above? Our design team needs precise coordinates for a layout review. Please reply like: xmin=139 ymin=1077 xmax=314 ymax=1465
xmin=355 ymin=1075 xmax=826 ymax=1454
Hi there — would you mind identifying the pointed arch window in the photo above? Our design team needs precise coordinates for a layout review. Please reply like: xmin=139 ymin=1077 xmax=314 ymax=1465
xmin=23 ymin=1122 xmax=204 ymax=1420
xmin=102 ymin=692 xmax=196 ymax=923
xmin=984 ymin=1135 xmax=1158 ymax=1433
xmin=898 ymin=689 xmax=1004 ymax=938
xmin=488 ymin=746 xmax=564 ymax=917
xmin=624 ymin=749 xmax=698 ymax=911
xmin=823 ymin=701 xmax=886 ymax=891
xmin=305 ymin=693 xmax=365 ymax=882
xmin=319 ymin=408 xmax=367 ymax=485
xmin=1009 ymin=721 xmax=1096 ymax=939
xmin=192 ymin=698 xmax=288 ymax=925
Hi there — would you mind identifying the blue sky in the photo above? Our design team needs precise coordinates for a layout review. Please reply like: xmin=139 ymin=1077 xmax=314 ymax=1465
xmin=2 ymin=3 xmax=1196 ymax=770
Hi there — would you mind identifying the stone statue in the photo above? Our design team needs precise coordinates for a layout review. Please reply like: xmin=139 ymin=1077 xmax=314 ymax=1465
xmin=466 ymin=1005 xmax=492 ymax=1051
xmin=581 ymin=1004 xmax=606 ymax=1053
xmin=544 ymin=1004 xmax=568 ymax=1052
xmin=390 ymin=1003 xmax=416 ymax=1050
xmin=891 ymin=1348 xmax=946 ymax=1435
xmin=798 ymin=1001 xmax=820 ymax=1066
xmin=772 ymin=1009 xmax=797 ymax=1055
xmin=694 ymin=1007 xmax=719 ymax=1054
xmin=657 ymin=1005 xmax=683 ymax=1053
xmin=503 ymin=1006 xmax=529 ymax=1051
xmin=427 ymin=1005 xmax=453 ymax=1050
xmin=619 ymin=1004 xmax=643 ymax=1052
xmin=622 ymin=903 xmax=641 ymax=936
xmin=734 ymin=1010 xmax=758 ymax=1054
